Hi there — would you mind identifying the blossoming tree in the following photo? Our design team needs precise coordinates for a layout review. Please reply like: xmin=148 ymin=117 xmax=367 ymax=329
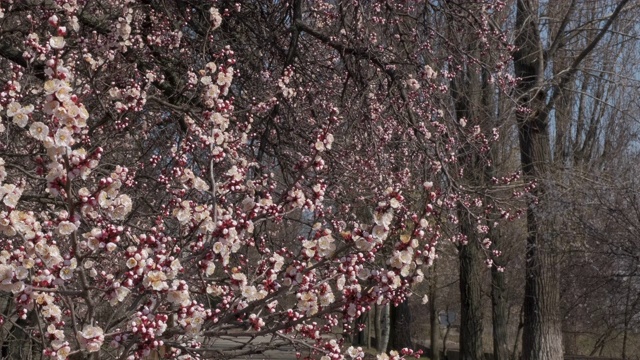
xmin=0 ymin=1 xmax=511 ymax=359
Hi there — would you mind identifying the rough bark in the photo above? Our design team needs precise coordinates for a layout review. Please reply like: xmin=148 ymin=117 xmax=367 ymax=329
xmin=367 ymin=311 xmax=372 ymax=349
xmin=429 ymin=267 xmax=441 ymax=360
xmin=376 ymin=303 xmax=390 ymax=353
xmin=459 ymin=212 xmax=485 ymax=360
xmin=514 ymin=1 xmax=563 ymax=360
xmin=353 ymin=314 xmax=367 ymax=346
xmin=490 ymin=233 xmax=509 ymax=360
xmin=388 ymin=300 xmax=413 ymax=351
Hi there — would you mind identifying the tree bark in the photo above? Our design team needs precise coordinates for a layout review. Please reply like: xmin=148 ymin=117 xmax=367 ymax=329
xmin=459 ymin=211 xmax=484 ymax=360
xmin=367 ymin=311 xmax=372 ymax=349
xmin=491 ymin=236 xmax=509 ymax=360
xmin=449 ymin=30 xmax=486 ymax=360
xmin=388 ymin=300 xmax=413 ymax=351
xmin=353 ymin=314 xmax=367 ymax=346
xmin=376 ymin=303 xmax=390 ymax=353
xmin=430 ymin=267 xmax=441 ymax=360
xmin=514 ymin=1 xmax=563 ymax=360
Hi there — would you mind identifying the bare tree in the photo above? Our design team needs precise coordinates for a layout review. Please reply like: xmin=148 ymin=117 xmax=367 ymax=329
xmin=512 ymin=1 xmax=633 ymax=359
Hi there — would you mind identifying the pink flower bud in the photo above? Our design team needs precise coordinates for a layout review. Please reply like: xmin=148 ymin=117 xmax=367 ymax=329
xmin=48 ymin=15 xmax=59 ymax=26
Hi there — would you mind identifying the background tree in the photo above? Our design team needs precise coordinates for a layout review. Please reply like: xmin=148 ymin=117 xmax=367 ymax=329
xmin=513 ymin=0 xmax=634 ymax=359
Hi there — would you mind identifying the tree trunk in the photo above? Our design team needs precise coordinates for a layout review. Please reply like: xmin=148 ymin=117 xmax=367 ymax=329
xmin=353 ymin=314 xmax=367 ymax=346
xmin=517 ymin=63 xmax=564 ymax=360
xmin=449 ymin=26 xmax=486 ymax=360
xmin=388 ymin=300 xmax=413 ymax=351
xmin=490 ymin=229 xmax=509 ymax=360
xmin=621 ymin=279 xmax=631 ymax=360
xmin=512 ymin=306 xmax=524 ymax=360
xmin=459 ymin=210 xmax=484 ymax=360
xmin=514 ymin=1 xmax=563 ymax=360
xmin=367 ymin=311 xmax=372 ymax=349
xmin=443 ymin=323 xmax=452 ymax=359
xmin=430 ymin=267 xmax=440 ymax=360
xmin=376 ymin=303 xmax=390 ymax=353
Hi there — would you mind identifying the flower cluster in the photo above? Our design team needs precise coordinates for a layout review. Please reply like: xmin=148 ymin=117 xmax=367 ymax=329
xmin=0 ymin=2 xmax=516 ymax=360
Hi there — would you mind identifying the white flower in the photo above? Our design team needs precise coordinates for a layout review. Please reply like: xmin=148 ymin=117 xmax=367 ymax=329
xmin=47 ymin=324 xmax=65 ymax=340
xmin=206 ymin=84 xmax=220 ymax=99
xmin=211 ymin=112 xmax=228 ymax=130
xmin=400 ymin=263 xmax=414 ymax=277
xmin=77 ymin=325 xmax=104 ymax=353
xmin=357 ymin=268 xmax=370 ymax=280
xmin=205 ymin=261 xmax=216 ymax=276
xmin=317 ymin=235 xmax=335 ymax=257
xmin=212 ymin=241 xmax=225 ymax=254
xmin=319 ymin=292 xmax=335 ymax=306
xmin=58 ymin=220 xmax=77 ymax=235
xmin=43 ymin=100 xmax=59 ymax=115
xmin=42 ymin=304 xmax=62 ymax=321
xmin=389 ymin=252 xmax=403 ymax=269
xmin=12 ymin=113 xmax=28 ymax=127
xmin=406 ymin=78 xmax=420 ymax=91
xmin=143 ymin=270 xmax=168 ymax=291
xmin=6 ymin=102 xmax=21 ymax=117
xmin=242 ymin=285 xmax=267 ymax=302
xmin=126 ymin=258 xmax=137 ymax=269
xmin=78 ymin=105 xmax=89 ymax=120
xmin=44 ymin=80 xmax=60 ymax=94
xmin=55 ymin=342 xmax=71 ymax=360
xmin=209 ymin=7 xmax=222 ymax=29
xmin=173 ymin=200 xmax=192 ymax=224
xmin=167 ymin=289 xmax=191 ymax=306
xmin=193 ymin=176 xmax=209 ymax=191
xmin=109 ymin=286 xmax=130 ymax=306
xmin=374 ymin=210 xmax=393 ymax=227
xmin=1 ymin=184 xmax=21 ymax=208
xmin=424 ymin=65 xmax=437 ymax=79
xmin=399 ymin=249 xmax=413 ymax=264
xmin=167 ymin=258 xmax=182 ymax=279
xmin=29 ymin=122 xmax=49 ymax=140
xmin=111 ymin=194 xmax=132 ymax=220
xmin=200 ymin=76 xmax=212 ymax=85
xmin=355 ymin=236 xmax=374 ymax=251
xmin=231 ymin=272 xmax=248 ymax=286
xmin=55 ymin=87 xmax=71 ymax=102
xmin=217 ymin=67 xmax=233 ymax=86
xmin=59 ymin=266 xmax=74 ymax=280
xmin=347 ymin=346 xmax=362 ymax=358
xmin=0 ymin=264 xmax=14 ymax=291
xmin=49 ymin=36 xmax=66 ymax=50
xmin=297 ymin=291 xmax=318 ymax=315
xmin=54 ymin=127 xmax=73 ymax=147
xmin=371 ymin=225 xmax=388 ymax=241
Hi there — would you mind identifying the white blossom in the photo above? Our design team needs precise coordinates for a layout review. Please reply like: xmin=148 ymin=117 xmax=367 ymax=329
xmin=49 ymin=36 xmax=66 ymax=50
xmin=77 ymin=325 xmax=104 ymax=353
xmin=209 ymin=7 xmax=222 ymax=29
